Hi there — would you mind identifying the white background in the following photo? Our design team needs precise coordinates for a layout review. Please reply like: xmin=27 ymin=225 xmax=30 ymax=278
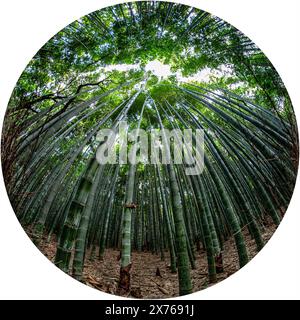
xmin=0 ymin=0 xmax=299 ymax=300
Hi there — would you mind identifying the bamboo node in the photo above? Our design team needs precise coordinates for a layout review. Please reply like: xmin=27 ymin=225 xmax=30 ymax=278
xmin=124 ymin=202 xmax=138 ymax=209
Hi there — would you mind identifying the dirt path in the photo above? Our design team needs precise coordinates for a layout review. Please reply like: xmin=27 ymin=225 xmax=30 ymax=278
xmin=34 ymin=223 xmax=276 ymax=298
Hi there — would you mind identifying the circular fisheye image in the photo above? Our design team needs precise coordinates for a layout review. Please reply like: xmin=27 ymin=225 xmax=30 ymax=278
xmin=1 ymin=1 xmax=298 ymax=298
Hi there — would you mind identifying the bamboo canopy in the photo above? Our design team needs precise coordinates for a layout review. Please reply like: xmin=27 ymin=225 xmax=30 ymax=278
xmin=2 ymin=1 xmax=298 ymax=296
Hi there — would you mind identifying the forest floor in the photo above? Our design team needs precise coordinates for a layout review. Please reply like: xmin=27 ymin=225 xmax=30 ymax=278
xmin=30 ymin=223 xmax=276 ymax=299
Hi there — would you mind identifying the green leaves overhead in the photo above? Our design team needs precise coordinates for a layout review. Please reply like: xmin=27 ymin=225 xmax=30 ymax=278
xmin=2 ymin=1 xmax=298 ymax=297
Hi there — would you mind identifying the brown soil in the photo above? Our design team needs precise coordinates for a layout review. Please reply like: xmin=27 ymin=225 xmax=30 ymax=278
xmin=31 ymin=223 xmax=276 ymax=299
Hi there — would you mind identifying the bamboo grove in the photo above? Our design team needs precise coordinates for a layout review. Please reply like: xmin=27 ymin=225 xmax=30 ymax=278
xmin=2 ymin=1 xmax=298 ymax=296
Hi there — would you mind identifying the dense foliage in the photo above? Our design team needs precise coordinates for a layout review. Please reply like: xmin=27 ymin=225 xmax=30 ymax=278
xmin=2 ymin=1 xmax=298 ymax=296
